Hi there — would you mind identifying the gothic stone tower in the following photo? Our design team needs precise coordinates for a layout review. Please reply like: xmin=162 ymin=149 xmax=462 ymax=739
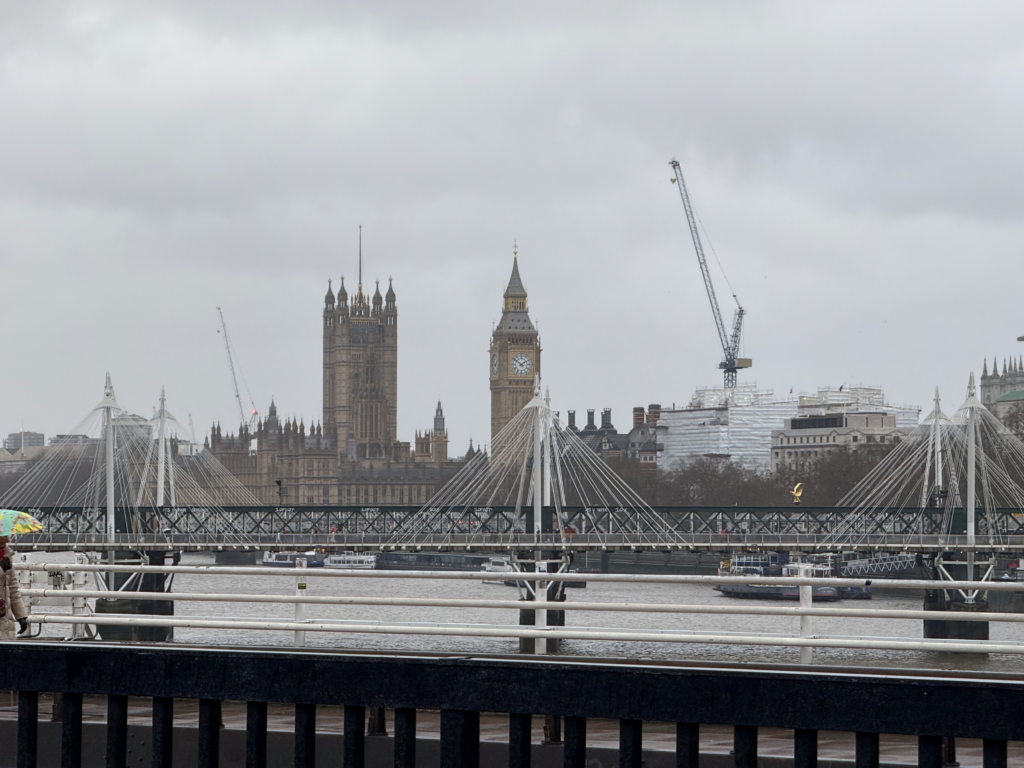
xmin=490 ymin=250 xmax=541 ymax=440
xmin=322 ymin=247 xmax=398 ymax=461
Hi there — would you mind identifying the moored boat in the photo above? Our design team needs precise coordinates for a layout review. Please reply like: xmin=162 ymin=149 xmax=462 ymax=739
xmin=261 ymin=550 xmax=325 ymax=568
xmin=324 ymin=552 xmax=377 ymax=569
xmin=715 ymin=560 xmax=840 ymax=602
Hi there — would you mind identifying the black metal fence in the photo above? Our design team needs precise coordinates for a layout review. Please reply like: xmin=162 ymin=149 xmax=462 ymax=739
xmin=1 ymin=643 xmax=1020 ymax=768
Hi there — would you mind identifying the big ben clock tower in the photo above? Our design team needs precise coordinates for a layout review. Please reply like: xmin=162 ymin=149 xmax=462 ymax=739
xmin=490 ymin=246 xmax=542 ymax=440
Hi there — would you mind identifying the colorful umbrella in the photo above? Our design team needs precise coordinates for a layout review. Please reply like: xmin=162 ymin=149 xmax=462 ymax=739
xmin=0 ymin=510 xmax=44 ymax=536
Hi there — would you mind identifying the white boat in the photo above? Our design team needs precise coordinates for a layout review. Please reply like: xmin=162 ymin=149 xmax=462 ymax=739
xmin=482 ymin=556 xmax=513 ymax=584
xmin=324 ymin=552 xmax=377 ymax=570
xmin=261 ymin=551 xmax=325 ymax=568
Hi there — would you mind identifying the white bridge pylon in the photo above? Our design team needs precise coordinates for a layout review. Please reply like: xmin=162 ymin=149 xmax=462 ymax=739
xmin=387 ymin=376 xmax=676 ymax=549
xmin=0 ymin=374 xmax=261 ymax=548
xmin=826 ymin=374 xmax=1024 ymax=602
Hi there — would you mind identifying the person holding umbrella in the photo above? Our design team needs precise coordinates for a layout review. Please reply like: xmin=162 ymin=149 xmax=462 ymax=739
xmin=0 ymin=536 xmax=28 ymax=639
xmin=0 ymin=509 xmax=43 ymax=640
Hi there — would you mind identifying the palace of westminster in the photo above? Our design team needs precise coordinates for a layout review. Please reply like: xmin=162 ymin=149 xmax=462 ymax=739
xmin=210 ymin=250 xmax=542 ymax=506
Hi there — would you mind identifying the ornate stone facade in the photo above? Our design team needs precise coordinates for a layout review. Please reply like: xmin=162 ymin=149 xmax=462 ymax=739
xmin=981 ymin=356 xmax=1024 ymax=420
xmin=323 ymin=275 xmax=400 ymax=460
xmin=210 ymin=251 xmax=461 ymax=507
xmin=490 ymin=251 xmax=542 ymax=440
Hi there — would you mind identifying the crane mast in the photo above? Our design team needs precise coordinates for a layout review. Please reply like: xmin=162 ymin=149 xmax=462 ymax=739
xmin=669 ymin=159 xmax=751 ymax=388
xmin=216 ymin=307 xmax=257 ymax=434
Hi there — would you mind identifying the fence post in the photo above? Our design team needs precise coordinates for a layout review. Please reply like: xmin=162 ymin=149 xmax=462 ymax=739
xmin=295 ymin=703 xmax=316 ymax=768
xmin=345 ymin=705 xmax=365 ymax=768
xmin=198 ymin=699 xmax=221 ymax=768
xmin=245 ymin=701 xmax=268 ymax=768
xmin=508 ymin=713 xmax=531 ymax=768
xmin=440 ymin=710 xmax=479 ymax=768
xmin=72 ymin=554 xmax=89 ymax=639
xmin=676 ymin=723 xmax=699 ymax=768
xmin=733 ymin=725 xmax=757 ymax=768
xmin=919 ymin=736 xmax=942 ymax=768
xmin=61 ymin=692 xmax=83 ymax=768
xmin=295 ymin=558 xmax=307 ymax=648
xmin=106 ymin=694 xmax=128 ymax=768
xmin=564 ymin=716 xmax=586 ymax=768
xmin=152 ymin=697 xmax=174 ymax=768
xmin=799 ymin=564 xmax=813 ymax=665
xmin=17 ymin=691 xmax=38 ymax=768
xmin=395 ymin=708 xmax=417 ymax=768
xmin=794 ymin=729 xmax=817 ymax=768
xmin=856 ymin=732 xmax=879 ymax=768
xmin=983 ymin=740 xmax=1007 ymax=768
xmin=620 ymin=719 xmax=642 ymax=768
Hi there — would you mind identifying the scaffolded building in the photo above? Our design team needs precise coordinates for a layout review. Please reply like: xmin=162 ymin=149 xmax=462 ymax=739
xmin=658 ymin=384 xmax=919 ymax=471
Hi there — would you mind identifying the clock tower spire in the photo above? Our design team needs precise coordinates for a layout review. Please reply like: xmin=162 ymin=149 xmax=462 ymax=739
xmin=490 ymin=244 xmax=542 ymax=440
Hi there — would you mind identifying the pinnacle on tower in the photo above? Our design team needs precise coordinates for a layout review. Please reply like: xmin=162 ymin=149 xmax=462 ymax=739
xmin=983 ymin=358 xmax=989 ymax=377
xmin=503 ymin=253 xmax=528 ymax=299
xmin=325 ymin=279 xmax=335 ymax=306
xmin=338 ymin=276 xmax=348 ymax=303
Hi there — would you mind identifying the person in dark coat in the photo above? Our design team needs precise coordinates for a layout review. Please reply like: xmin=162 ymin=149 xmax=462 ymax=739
xmin=0 ymin=536 xmax=28 ymax=640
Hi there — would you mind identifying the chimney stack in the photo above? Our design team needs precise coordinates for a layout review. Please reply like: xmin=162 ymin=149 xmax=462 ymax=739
xmin=585 ymin=409 xmax=597 ymax=430
xmin=633 ymin=407 xmax=645 ymax=428
xmin=568 ymin=410 xmax=577 ymax=431
xmin=647 ymin=403 xmax=661 ymax=427
xmin=601 ymin=408 xmax=614 ymax=431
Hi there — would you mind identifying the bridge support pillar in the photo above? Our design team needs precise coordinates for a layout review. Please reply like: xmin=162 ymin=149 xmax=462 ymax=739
xmin=440 ymin=710 xmax=479 ymax=768
xmin=923 ymin=590 xmax=989 ymax=641
xmin=508 ymin=713 xmax=531 ymax=768
xmin=794 ymin=729 xmax=817 ymax=768
xmin=676 ymin=723 xmax=699 ymax=768
xmin=17 ymin=691 xmax=37 ymax=768
xmin=734 ymin=725 xmax=757 ymax=768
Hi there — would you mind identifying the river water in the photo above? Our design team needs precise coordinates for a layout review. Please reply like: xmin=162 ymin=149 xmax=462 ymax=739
xmin=27 ymin=553 xmax=1024 ymax=672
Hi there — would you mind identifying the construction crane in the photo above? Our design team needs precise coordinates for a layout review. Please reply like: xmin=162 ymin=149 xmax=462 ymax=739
xmin=216 ymin=307 xmax=259 ymax=434
xmin=669 ymin=159 xmax=752 ymax=388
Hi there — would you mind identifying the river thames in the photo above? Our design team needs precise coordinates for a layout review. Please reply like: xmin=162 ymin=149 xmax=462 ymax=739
xmin=26 ymin=552 xmax=1024 ymax=673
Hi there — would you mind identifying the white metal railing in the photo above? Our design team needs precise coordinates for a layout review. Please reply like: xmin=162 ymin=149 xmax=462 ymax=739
xmin=16 ymin=561 xmax=1024 ymax=663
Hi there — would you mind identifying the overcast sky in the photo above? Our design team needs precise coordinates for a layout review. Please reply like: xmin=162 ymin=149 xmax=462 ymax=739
xmin=3 ymin=2 xmax=1024 ymax=450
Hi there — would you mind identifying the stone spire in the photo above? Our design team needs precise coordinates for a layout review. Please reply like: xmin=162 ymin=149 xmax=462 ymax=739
xmin=324 ymin=279 xmax=335 ymax=306
xmin=434 ymin=400 xmax=446 ymax=434
xmin=983 ymin=358 xmax=989 ymax=377
xmin=504 ymin=245 xmax=528 ymax=299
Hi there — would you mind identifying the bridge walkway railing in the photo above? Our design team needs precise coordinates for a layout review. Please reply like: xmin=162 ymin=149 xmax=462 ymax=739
xmin=1 ymin=643 xmax=1022 ymax=768
xmin=16 ymin=563 xmax=1024 ymax=659
xmin=15 ymin=531 xmax=1024 ymax=551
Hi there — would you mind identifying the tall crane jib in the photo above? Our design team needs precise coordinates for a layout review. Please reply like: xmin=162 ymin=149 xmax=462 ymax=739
xmin=668 ymin=159 xmax=752 ymax=388
xmin=216 ymin=307 xmax=259 ymax=436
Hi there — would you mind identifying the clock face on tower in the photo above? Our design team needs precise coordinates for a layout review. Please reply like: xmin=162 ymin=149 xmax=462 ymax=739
xmin=510 ymin=353 xmax=533 ymax=377
xmin=490 ymin=354 xmax=498 ymax=376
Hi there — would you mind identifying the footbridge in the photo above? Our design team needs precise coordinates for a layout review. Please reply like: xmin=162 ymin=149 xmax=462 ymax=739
xmin=15 ymin=504 xmax=1024 ymax=553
